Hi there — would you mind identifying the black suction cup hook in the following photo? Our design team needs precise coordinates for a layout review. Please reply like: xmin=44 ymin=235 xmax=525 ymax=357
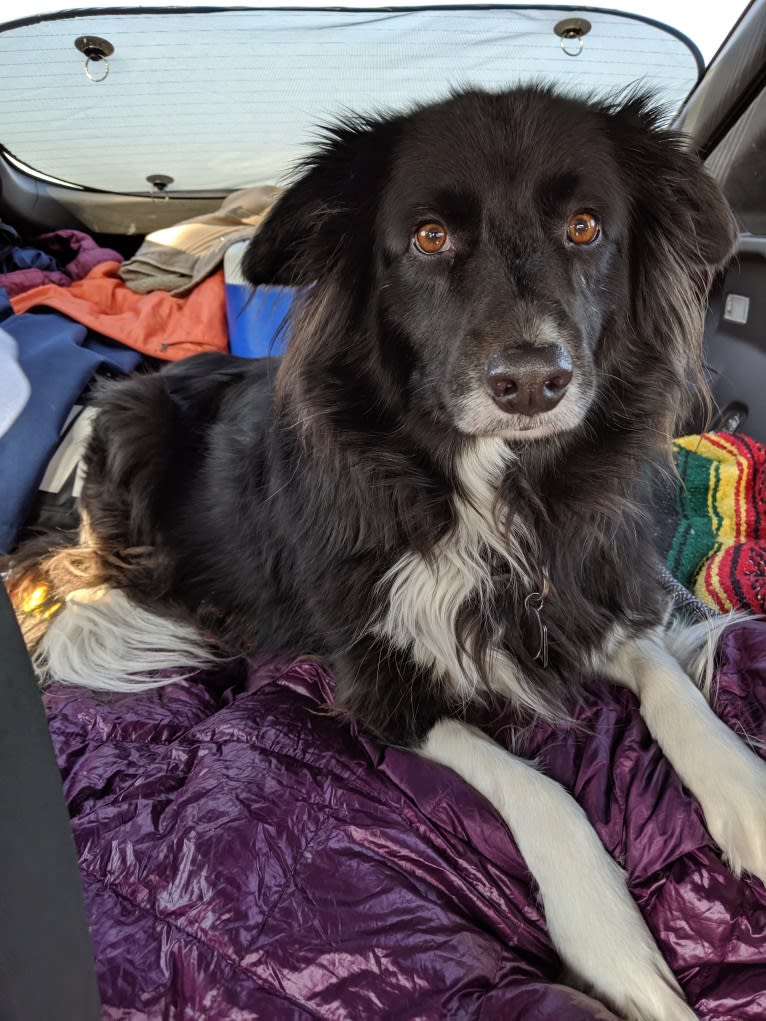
xmin=554 ymin=18 xmax=592 ymax=57
xmin=146 ymin=174 xmax=175 ymax=201
xmin=74 ymin=35 xmax=115 ymax=82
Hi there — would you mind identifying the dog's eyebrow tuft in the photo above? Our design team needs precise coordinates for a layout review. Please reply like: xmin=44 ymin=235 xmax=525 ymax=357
xmin=415 ymin=188 xmax=481 ymax=230
xmin=536 ymin=172 xmax=581 ymax=216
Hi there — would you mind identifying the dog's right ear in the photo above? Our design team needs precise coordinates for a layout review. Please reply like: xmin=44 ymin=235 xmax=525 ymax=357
xmin=242 ymin=114 xmax=401 ymax=287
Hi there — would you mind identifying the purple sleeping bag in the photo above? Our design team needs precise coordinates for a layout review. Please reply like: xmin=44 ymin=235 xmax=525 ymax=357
xmin=45 ymin=624 xmax=766 ymax=1020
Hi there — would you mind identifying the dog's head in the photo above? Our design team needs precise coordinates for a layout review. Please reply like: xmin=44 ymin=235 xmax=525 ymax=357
xmin=244 ymin=87 xmax=737 ymax=445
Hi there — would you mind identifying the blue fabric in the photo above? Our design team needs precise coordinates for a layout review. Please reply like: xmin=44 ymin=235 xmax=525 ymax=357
xmin=0 ymin=311 xmax=141 ymax=552
xmin=2 ymin=245 xmax=60 ymax=274
xmin=0 ymin=222 xmax=58 ymax=273
xmin=0 ymin=287 xmax=13 ymax=321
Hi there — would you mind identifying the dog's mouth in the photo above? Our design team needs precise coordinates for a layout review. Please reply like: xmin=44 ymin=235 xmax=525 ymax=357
xmin=499 ymin=418 xmax=565 ymax=439
xmin=496 ymin=415 xmax=583 ymax=442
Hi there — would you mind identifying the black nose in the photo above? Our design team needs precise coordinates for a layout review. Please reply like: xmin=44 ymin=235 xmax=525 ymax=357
xmin=485 ymin=345 xmax=573 ymax=415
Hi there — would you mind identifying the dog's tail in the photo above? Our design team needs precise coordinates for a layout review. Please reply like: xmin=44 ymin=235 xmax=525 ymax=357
xmin=4 ymin=370 xmax=223 ymax=691
xmin=6 ymin=558 xmax=221 ymax=693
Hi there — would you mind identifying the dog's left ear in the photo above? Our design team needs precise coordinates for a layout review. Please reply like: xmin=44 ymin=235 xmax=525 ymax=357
xmin=604 ymin=95 xmax=738 ymax=431
xmin=608 ymin=94 xmax=738 ymax=272
xmin=242 ymin=115 xmax=402 ymax=288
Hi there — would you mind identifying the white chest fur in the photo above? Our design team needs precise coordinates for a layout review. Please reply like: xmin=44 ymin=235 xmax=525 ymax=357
xmin=373 ymin=437 xmax=540 ymax=709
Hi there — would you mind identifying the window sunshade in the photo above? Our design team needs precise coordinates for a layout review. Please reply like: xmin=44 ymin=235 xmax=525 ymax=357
xmin=0 ymin=6 xmax=702 ymax=193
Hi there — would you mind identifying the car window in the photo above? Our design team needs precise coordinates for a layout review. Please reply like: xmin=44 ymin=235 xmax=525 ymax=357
xmin=706 ymin=86 xmax=766 ymax=235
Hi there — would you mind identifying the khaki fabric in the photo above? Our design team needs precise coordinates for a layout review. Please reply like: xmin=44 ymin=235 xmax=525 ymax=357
xmin=119 ymin=185 xmax=281 ymax=296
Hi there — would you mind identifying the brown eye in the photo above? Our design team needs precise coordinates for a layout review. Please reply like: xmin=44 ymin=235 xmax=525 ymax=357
xmin=414 ymin=222 xmax=450 ymax=254
xmin=566 ymin=211 xmax=601 ymax=246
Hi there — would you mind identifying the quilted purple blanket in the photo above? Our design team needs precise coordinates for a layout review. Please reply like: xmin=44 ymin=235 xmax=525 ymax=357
xmin=46 ymin=625 xmax=766 ymax=1020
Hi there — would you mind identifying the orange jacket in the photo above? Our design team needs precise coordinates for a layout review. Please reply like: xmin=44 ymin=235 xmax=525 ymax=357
xmin=11 ymin=261 xmax=228 ymax=360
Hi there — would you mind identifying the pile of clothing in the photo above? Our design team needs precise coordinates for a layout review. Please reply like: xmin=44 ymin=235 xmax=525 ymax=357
xmin=0 ymin=187 xmax=277 ymax=551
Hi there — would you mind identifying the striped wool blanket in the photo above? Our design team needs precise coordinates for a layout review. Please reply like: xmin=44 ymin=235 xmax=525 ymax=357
xmin=661 ymin=433 xmax=766 ymax=615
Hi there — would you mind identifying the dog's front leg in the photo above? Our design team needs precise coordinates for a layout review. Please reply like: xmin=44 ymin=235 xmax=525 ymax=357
xmin=421 ymin=719 xmax=696 ymax=1021
xmin=602 ymin=630 xmax=766 ymax=884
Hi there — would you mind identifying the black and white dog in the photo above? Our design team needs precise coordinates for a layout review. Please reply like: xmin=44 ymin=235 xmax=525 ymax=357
xmin=8 ymin=87 xmax=765 ymax=1020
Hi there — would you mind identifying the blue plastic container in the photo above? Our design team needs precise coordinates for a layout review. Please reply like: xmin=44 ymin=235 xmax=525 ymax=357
xmin=224 ymin=241 xmax=296 ymax=357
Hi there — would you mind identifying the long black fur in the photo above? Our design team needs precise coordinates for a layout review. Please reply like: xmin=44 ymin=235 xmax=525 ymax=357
xmin=6 ymin=86 xmax=736 ymax=747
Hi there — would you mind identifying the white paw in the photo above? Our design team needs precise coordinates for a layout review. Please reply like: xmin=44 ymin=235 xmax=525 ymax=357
xmin=545 ymin=848 xmax=697 ymax=1021
xmin=566 ymin=942 xmax=697 ymax=1021
xmin=420 ymin=721 xmax=697 ymax=1020
xmin=609 ymin=635 xmax=766 ymax=889
xmin=590 ymin=967 xmax=698 ymax=1021
xmin=693 ymin=734 xmax=766 ymax=884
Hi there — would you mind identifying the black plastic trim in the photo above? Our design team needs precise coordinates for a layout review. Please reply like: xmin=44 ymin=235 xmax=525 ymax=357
xmin=0 ymin=584 xmax=101 ymax=1021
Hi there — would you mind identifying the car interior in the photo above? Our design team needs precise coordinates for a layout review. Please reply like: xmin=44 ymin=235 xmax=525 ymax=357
xmin=674 ymin=0 xmax=766 ymax=441
xmin=0 ymin=2 xmax=764 ymax=1018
